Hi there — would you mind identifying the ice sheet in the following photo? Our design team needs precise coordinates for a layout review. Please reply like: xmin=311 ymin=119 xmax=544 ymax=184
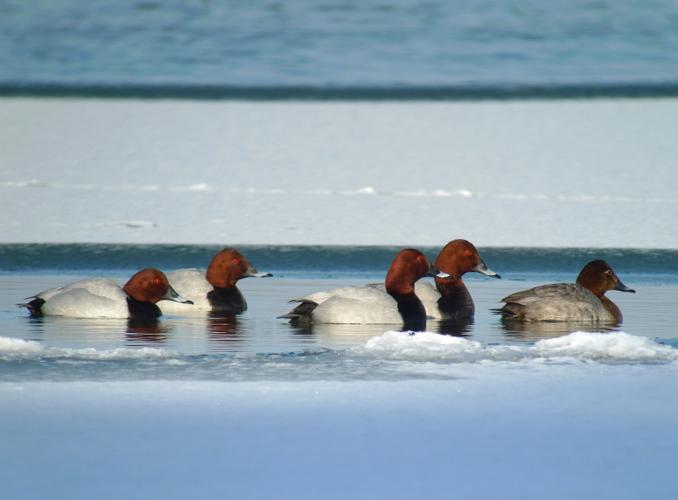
xmin=1 ymin=372 xmax=677 ymax=499
xmin=2 ymin=98 xmax=677 ymax=247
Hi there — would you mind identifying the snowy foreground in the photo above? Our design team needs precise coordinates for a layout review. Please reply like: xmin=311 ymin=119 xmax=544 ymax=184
xmin=2 ymin=369 xmax=677 ymax=500
xmin=2 ymin=97 xmax=678 ymax=247
xmin=1 ymin=331 xmax=678 ymax=499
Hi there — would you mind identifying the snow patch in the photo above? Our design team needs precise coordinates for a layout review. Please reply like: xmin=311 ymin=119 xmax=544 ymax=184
xmin=358 ymin=331 xmax=678 ymax=364
xmin=0 ymin=336 xmax=176 ymax=361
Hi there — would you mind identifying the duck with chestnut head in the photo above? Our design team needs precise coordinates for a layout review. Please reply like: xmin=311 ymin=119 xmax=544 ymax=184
xmin=19 ymin=268 xmax=192 ymax=320
xmin=160 ymin=248 xmax=272 ymax=315
xmin=498 ymin=260 xmax=635 ymax=324
xmin=414 ymin=239 xmax=500 ymax=321
xmin=280 ymin=248 xmax=450 ymax=331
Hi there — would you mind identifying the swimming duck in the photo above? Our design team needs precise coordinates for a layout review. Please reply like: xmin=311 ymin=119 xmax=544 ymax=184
xmin=498 ymin=260 xmax=635 ymax=324
xmin=160 ymin=248 xmax=271 ymax=314
xmin=280 ymin=248 xmax=450 ymax=330
xmin=19 ymin=268 xmax=192 ymax=319
xmin=416 ymin=239 xmax=500 ymax=320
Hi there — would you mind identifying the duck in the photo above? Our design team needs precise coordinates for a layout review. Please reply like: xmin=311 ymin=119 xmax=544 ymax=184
xmin=159 ymin=248 xmax=271 ymax=314
xmin=279 ymin=248 xmax=450 ymax=331
xmin=498 ymin=259 xmax=635 ymax=324
xmin=18 ymin=268 xmax=193 ymax=319
xmin=415 ymin=239 xmax=500 ymax=320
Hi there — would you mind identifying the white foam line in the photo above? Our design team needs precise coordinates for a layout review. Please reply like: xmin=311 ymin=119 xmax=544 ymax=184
xmin=0 ymin=336 xmax=176 ymax=361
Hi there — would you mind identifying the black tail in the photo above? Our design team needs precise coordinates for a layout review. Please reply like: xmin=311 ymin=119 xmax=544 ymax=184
xmin=17 ymin=298 xmax=46 ymax=317
xmin=494 ymin=303 xmax=524 ymax=319
xmin=277 ymin=300 xmax=318 ymax=323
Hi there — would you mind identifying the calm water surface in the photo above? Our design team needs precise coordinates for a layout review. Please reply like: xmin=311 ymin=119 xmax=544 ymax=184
xmin=1 ymin=273 xmax=672 ymax=352
xmin=1 ymin=245 xmax=676 ymax=381
xmin=2 ymin=0 xmax=678 ymax=92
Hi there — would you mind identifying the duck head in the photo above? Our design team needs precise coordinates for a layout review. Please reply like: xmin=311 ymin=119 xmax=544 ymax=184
xmin=123 ymin=269 xmax=193 ymax=304
xmin=206 ymin=248 xmax=272 ymax=288
xmin=385 ymin=248 xmax=449 ymax=295
xmin=434 ymin=239 xmax=500 ymax=284
xmin=576 ymin=260 xmax=635 ymax=297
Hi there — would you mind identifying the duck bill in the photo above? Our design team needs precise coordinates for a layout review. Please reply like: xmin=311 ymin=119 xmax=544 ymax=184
xmin=473 ymin=259 xmax=501 ymax=279
xmin=162 ymin=285 xmax=194 ymax=304
xmin=244 ymin=265 xmax=273 ymax=278
xmin=614 ymin=279 xmax=635 ymax=293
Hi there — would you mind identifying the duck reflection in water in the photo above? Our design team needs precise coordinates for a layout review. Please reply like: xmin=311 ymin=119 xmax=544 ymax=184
xmin=499 ymin=317 xmax=614 ymax=341
xmin=126 ymin=318 xmax=171 ymax=343
xmin=435 ymin=317 xmax=474 ymax=337
xmin=206 ymin=312 xmax=240 ymax=343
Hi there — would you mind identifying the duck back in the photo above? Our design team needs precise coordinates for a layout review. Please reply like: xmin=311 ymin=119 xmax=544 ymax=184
xmin=284 ymin=284 xmax=402 ymax=324
xmin=500 ymin=283 xmax=615 ymax=323
xmin=160 ymin=269 xmax=212 ymax=312
xmin=41 ymin=285 xmax=129 ymax=318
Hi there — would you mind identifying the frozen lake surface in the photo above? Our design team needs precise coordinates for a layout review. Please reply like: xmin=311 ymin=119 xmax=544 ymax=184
xmin=2 ymin=372 xmax=677 ymax=500
xmin=2 ymin=98 xmax=678 ymax=247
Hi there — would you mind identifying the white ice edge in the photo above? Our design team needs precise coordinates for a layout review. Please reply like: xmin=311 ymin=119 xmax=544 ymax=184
xmin=356 ymin=330 xmax=678 ymax=364
xmin=1 ymin=331 xmax=675 ymax=364
xmin=0 ymin=336 xmax=176 ymax=361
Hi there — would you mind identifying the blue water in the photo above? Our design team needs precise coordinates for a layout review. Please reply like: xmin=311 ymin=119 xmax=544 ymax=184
xmin=2 ymin=244 xmax=677 ymax=284
xmin=1 ymin=245 xmax=676 ymax=365
xmin=2 ymin=0 xmax=678 ymax=97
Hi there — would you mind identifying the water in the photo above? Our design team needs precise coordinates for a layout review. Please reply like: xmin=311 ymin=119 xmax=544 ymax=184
xmin=2 ymin=0 xmax=678 ymax=96
xmin=1 ymin=244 xmax=676 ymax=379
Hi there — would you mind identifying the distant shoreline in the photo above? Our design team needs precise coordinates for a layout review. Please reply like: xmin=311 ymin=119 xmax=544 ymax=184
xmin=3 ymin=82 xmax=678 ymax=101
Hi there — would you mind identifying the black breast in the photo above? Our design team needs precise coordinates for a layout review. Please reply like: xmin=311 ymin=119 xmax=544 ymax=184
xmin=126 ymin=297 xmax=162 ymax=320
xmin=393 ymin=292 xmax=427 ymax=331
xmin=436 ymin=282 xmax=475 ymax=320
xmin=207 ymin=287 xmax=247 ymax=314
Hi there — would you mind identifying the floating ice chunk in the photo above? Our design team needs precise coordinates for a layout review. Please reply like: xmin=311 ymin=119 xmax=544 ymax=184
xmin=0 ymin=179 xmax=48 ymax=188
xmin=119 ymin=183 xmax=160 ymax=192
xmin=532 ymin=331 xmax=678 ymax=362
xmin=188 ymin=183 xmax=213 ymax=192
xmin=341 ymin=186 xmax=377 ymax=195
xmin=389 ymin=189 xmax=469 ymax=198
xmin=0 ymin=337 xmax=44 ymax=358
xmin=358 ymin=331 xmax=512 ymax=362
xmin=357 ymin=330 xmax=677 ymax=365
xmin=0 ymin=336 xmax=176 ymax=361
xmin=431 ymin=189 xmax=452 ymax=197
xmin=167 ymin=183 xmax=214 ymax=192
